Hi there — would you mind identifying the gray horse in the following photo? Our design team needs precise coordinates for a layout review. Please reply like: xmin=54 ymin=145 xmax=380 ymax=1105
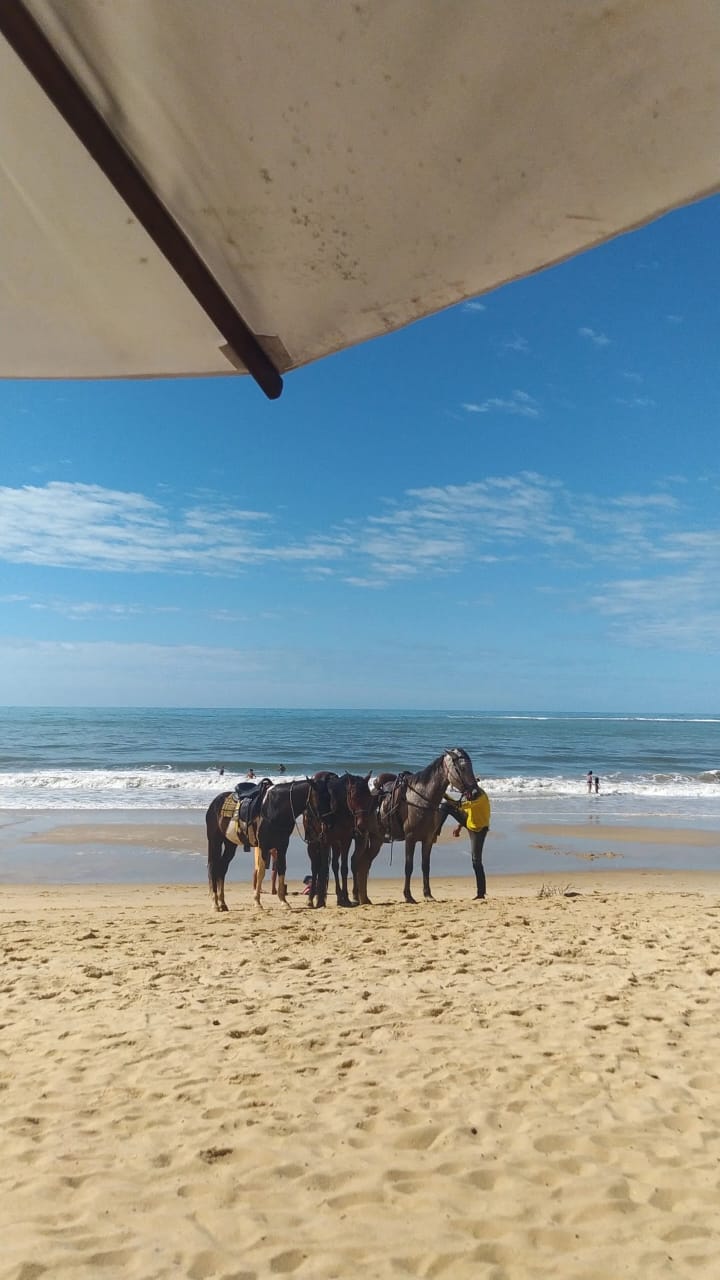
xmin=354 ymin=747 xmax=479 ymax=904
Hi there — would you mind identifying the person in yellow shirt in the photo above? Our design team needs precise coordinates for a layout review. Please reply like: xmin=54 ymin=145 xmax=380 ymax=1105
xmin=439 ymin=782 xmax=491 ymax=900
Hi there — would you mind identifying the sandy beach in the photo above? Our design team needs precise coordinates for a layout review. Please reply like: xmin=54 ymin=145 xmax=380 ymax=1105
xmin=2 ymin=863 xmax=720 ymax=1279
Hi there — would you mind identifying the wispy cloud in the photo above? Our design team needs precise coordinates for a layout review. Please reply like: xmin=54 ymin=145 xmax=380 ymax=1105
xmin=0 ymin=482 xmax=345 ymax=574
xmin=2 ymin=477 xmax=719 ymax=658
xmin=354 ymin=473 xmax=575 ymax=581
xmin=501 ymin=335 xmax=529 ymax=353
xmin=463 ymin=300 xmax=486 ymax=312
xmin=579 ymin=326 xmax=611 ymax=347
xmin=462 ymin=390 xmax=539 ymax=417
xmin=589 ymin=569 xmax=720 ymax=652
xmin=615 ymin=396 xmax=656 ymax=408
xmin=28 ymin=599 xmax=180 ymax=621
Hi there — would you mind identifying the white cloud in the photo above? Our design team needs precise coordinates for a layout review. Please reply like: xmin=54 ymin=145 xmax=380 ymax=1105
xmin=355 ymin=473 xmax=575 ymax=584
xmin=0 ymin=482 xmax=345 ymax=574
xmin=579 ymin=326 xmax=611 ymax=347
xmin=589 ymin=570 xmax=720 ymax=653
xmin=29 ymin=599 xmax=180 ymax=621
xmin=463 ymin=300 xmax=486 ymax=312
xmin=462 ymin=390 xmax=539 ymax=417
xmin=3 ymin=476 xmax=719 ymax=657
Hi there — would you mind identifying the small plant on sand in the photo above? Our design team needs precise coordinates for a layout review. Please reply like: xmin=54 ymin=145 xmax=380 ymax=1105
xmin=537 ymin=882 xmax=574 ymax=899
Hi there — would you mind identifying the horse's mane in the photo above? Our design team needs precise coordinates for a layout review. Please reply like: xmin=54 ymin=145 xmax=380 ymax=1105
xmin=410 ymin=748 xmax=471 ymax=788
xmin=408 ymin=753 xmax=447 ymax=787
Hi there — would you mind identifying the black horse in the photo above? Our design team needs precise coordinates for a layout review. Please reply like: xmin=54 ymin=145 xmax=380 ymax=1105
xmin=303 ymin=771 xmax=373 ymax=907
xmin=206 ymin=776 xmax=331 ymax=911
xmin=353 ymin=747 xmax=479 ymax=905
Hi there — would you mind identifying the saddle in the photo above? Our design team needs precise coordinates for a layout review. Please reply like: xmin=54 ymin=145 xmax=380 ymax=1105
xmin=234 ymin=777 xmax=273 ymax=827
xmin=376 ymin=771 xmax=412 ymax=841
xmin=220 ymin=779 xmax=272 ymax=850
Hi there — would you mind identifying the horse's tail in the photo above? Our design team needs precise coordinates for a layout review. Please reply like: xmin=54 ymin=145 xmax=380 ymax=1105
xmin=206 ymin=797 xmax=223 ymax=897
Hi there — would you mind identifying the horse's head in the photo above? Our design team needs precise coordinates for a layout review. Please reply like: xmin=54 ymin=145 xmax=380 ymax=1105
xmin=444 ymin=747 xmax=479 ymax=798
xmin=344 ymin=771 xmax=374 ymax=836
xmin=308 ymin=774 xmax=335 ymax=833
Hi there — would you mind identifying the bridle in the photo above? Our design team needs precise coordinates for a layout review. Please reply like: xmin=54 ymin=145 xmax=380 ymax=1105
xmin=444 ymin=748 xmax=474 ymax=795
xmin=344 ymin=775 xmax=372 ymax=835
xmin=387 ymin=750 xmax=474 ymax=814
xmin=294 ymin=777 xmax=334 ymax=840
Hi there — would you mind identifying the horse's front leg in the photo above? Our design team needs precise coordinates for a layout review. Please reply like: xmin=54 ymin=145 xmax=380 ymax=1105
xmin=275 ymin=845 xmax=291 ymax=908
xmin=353 ymin=834 xmax=380 ymax=905
xmin=403 ymin=839 xmax=417 ymax=904
xmin=330 ymin=842 xmax=342 ymax=905
xmin=421 ymin=839 xmax=435 ymax=900
xmin=316 ymin=841 xmax=330 ymax=908
xmin=253 ymin=847 xmax=266 ymax=907
xmin=352 ymin=836 xmax=369 ymax=904
xmin=306 ymin=842 xmax=321 ymax=908
xmin=339 ymin=839 xmax=351 ymax=906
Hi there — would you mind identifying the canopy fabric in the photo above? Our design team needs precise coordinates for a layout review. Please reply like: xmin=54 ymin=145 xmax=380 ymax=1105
xmin=1 ymin=0 xmax=719 ymax=392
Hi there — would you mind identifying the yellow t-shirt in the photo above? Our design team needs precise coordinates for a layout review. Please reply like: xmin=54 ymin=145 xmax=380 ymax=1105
xmin=457 ymin=790 xmax=490 ymax=831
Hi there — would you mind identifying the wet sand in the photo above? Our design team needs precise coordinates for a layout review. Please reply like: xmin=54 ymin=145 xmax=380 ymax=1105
xmin=1 ymin=808 xmax=719 ymax=885
xmin=523 ymin=822 xmax=720 ymax=846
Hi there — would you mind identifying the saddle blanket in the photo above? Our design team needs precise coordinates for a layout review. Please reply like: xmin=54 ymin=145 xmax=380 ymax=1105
xmin=221 ymin=794 xmax=238 ymax=821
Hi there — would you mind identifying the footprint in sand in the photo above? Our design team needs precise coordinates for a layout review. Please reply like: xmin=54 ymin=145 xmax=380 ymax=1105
xmin=198 ymin=1146 xmax=233 ymax=1163
xmin=269 ymin=1249 xmax=306 ymax=1273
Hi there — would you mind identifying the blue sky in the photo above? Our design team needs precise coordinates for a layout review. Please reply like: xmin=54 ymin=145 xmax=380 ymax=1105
xmin=1 ymin=195 xmax=718 ymax=712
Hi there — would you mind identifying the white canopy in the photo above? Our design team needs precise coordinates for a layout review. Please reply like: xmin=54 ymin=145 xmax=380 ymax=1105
xmin=1 ymin=0 xmax=718 ymax=397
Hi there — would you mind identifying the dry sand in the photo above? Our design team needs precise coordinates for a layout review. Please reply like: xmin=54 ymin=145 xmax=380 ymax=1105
xmin=2 ymin=872 xmax=720 ymax=1279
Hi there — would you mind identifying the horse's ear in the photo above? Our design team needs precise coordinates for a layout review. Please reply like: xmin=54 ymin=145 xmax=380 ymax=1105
xmin=364 ymin=771 xmax=372 ymax=782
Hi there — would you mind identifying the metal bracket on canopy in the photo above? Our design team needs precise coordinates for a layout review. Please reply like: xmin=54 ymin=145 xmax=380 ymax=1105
xmin=0 ymin=0 xmax=283 ymax=400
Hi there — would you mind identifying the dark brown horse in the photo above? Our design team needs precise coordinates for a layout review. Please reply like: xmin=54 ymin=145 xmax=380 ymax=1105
xmin=206 ymin=776 xmax=331 ymax=911
xmin=303 ymin=771 xmax=373 ymax=907
xmin=353 ymin=747 xmax=479 ymax=905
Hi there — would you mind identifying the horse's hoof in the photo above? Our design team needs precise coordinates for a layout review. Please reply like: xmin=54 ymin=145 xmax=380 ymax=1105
xmin=220 ymin=903 xmax=229 ymax=913
xmin=404 ymin=895 xmax=417 ymax=905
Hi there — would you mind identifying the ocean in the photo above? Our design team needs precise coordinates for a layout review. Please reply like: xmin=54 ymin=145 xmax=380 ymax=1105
xmin=1 ymin=707 xmax=719 ymax=825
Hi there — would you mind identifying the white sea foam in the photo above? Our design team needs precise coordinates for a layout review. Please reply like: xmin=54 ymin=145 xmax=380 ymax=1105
xmin=1 ymin=767 xmax=719 ymax=814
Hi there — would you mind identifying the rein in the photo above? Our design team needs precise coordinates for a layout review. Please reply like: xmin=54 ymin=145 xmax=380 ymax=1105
xmin=383 ymin=756 xmax=473 ymax=826
xmin=292 ymin=779 xmax=333 ymax=844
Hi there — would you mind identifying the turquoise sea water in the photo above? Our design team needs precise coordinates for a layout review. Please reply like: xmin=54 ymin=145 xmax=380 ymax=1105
xmin=0 ymin=707 xmax=719 ymax=824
